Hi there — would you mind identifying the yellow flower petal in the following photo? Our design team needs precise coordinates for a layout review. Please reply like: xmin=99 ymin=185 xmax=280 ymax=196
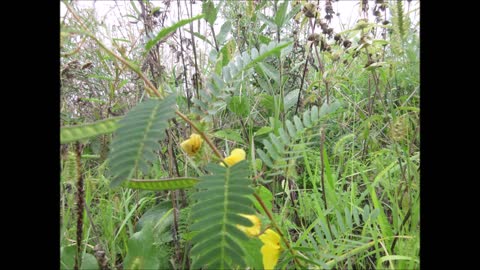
xmin=261 ymin=243 xmax=280 ymax=270
xmin=259 ymin=229 xmax=281 ymax=248
xmin=259 ymin=229 xmax=281 ymax=270
xmin=236 ymin=214 xmax=261 ymax=237
xmin=180 ymin=133 xmax=203 ymax=156
xmin=221 ymin=148 xmax=246 ymax=166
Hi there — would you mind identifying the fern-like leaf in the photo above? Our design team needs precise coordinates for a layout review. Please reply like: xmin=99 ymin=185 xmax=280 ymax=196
xmin=190 ymin=161 xmax=255 ymax=269
xmin=144 ymin=14 xmax=204 ymax=55
xmin=108 ymin=95 xmax=176 ymax=188
xmin=257 ymin=101 xmax=341 ymax=174
xmin=225 ymin=40 xmax=292 ymax=81
xmin=60 ymin=117 xmax=121 ymax=144
xmin=192 ymin=40 xmax=292 ymax=120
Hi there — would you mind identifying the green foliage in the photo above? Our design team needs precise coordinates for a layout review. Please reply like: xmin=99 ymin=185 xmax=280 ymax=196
xmin=225 ymin=40 xmax=292 ymax=81
xmin=144 ymin=14 xmax=204 ymax=55
xmin=61 ymin=1 xmax=420 ymax=269
xmin=214 ymin=129 xmax=245 ymax=144
xmin=193 ymin=40 xmax=292 ymax=120
xmin=123 ymin=177 xmax=199 ymax=191
xmin=123 ymin=221 xmax=171 ymax=269
xmin=217 ymin=21 xmax=232 ymax=45
xmin=135 ymin=201 xmax=174 ymax=232
xmin=394 ymin=0 xmax=406 ymax=41
xmin=189 ymin=161 xmax=255 ymax=269
xmin=62 ymin=151 xmax=77 ymax=182
xmin=256 ymin=101 xmax=341 ymax=174
xmin=108 ymin=95 xmax=176 ymax=188
xmin=60 ymin=246 xmax=99 ymax=270
xmin=252 ymin=185 xmax=273 ymax=214
xmin=202 ymin=0 xmax=218 ymax=26
xmin=61 ymin=117 xmax=121 ymax=144
xmin=227 ymin=95 xmax=250 ymax=117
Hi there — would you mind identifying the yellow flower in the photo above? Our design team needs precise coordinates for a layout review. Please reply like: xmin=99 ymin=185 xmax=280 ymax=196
xmin=180 ymin=133 xmax=203 ymax=156
xmin=259 ymin=229 xmax=281 ymax=270
xmin=221 ymin=148 xmax=246 ymax=166
xmin=236 ymin=214 xmax=261 ymax=237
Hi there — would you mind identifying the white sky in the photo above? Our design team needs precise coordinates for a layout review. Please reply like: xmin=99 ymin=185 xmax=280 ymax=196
xmin=61 ymin=1 xmax=419 ymax=36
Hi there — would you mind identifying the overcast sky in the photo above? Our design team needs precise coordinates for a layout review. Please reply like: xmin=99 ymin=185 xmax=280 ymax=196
xmin=61 ymin=1 xmax=419 ymax=35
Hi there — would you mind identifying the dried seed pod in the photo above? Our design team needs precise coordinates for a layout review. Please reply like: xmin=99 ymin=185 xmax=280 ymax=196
xmin=361 ymin=0 xmax=369 ymax=13
xmin=81 ymin=62 xmax=93 ymax=70
xmin=303 ymin=3 xmax=318 ymax=18
xmin=325 ymin=0 xmax=334 ymax=22
xmin=326 ymin=28 xmax=334 ymax=36
xmin=320 ymin=39 xmax=330 ymax=52
xmin=334 ymin=33 xmax=342 ymax=44
xmin=307 ymin=33 xmax=321 ymax=45
xmin=343 ymin=40 xmax=352 ymax=48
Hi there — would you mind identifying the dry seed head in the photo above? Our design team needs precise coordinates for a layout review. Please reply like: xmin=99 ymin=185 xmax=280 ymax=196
xmin=326 ymin=28 xmax=334 ymax=38
xmin=307 ymin=33 xmax=321 ymax=45
xmin=361 ymin=0 xmax=369 ymax=13
xmin=303 ymin=3 xmax=318 ymax=18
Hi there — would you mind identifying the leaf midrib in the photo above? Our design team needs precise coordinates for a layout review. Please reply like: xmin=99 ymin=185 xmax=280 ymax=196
xmin=220 ymin=165 xmax=231 ymax=269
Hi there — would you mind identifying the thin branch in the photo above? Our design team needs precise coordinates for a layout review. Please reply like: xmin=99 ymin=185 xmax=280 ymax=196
xmin=209 ymin=24 xmax=220 ymax=52
xmin=319 ymin=128 xmax=333 ymax=237
xmin=294 ymin=43 xmax=312 ymax=115
xmin=188 ymin=0 xmax=200 ymax=99
xmin=177 ymin=0 xmax=192 ymax=111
